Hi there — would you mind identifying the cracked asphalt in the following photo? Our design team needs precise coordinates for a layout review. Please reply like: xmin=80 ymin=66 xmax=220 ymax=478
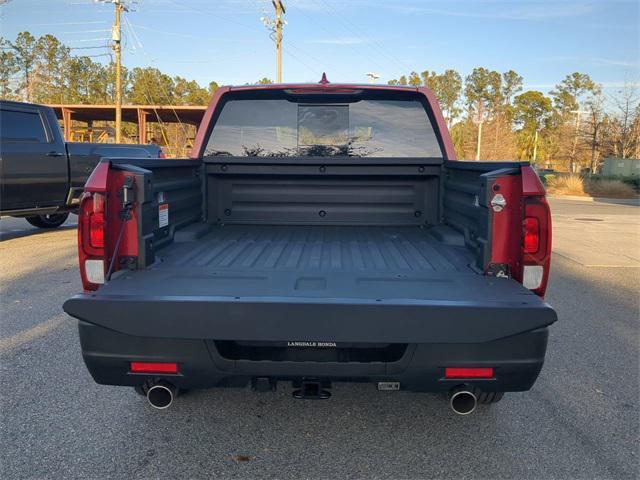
xmin=0 ymin=198 xmax=638 ymax=479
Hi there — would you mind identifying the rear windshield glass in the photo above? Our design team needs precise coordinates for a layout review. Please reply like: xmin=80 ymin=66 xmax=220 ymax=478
xmin=205 ymin=97 xmax=442 ymax=158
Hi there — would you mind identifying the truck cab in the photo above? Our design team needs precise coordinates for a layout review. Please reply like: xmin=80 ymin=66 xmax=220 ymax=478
xmin=0 ymin=100 xmax=161 ymax=228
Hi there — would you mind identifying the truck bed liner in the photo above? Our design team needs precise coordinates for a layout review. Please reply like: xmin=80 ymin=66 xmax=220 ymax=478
xmin=96 ymin=224 xmax=544 ymax=304
xmin=162 ymin=224 xmax=473 ymax=274
xmin=105 ymin=223 xmax=509 ymax=301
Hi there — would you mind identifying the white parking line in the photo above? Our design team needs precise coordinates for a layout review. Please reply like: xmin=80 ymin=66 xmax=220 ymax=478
xmin=0 ymin=314 xmax=69 ymax=355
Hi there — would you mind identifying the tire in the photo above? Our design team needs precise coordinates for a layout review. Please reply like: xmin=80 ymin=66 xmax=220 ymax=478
xmin=476 ymin=390 xmax=504 ymax=404
xmin=25 ymin=213 xmax=70 ymax=229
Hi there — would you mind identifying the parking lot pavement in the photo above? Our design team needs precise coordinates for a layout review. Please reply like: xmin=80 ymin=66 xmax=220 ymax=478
xmin=549 ymin=198 xmax=640 ymax=267
xmin=0 ymin=216 xmax=78 ymax=241
xmin=1 ymin=200 xmax=638 ymax=479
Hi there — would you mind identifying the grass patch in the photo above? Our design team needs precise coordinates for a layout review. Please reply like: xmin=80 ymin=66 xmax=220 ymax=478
xmin=546 ymin=175 xmax=639 ymax=198
xmin=586 ymin=179 xmax=637 ymax=198
xmin=546 ymin=175 xmax=586 ymax=196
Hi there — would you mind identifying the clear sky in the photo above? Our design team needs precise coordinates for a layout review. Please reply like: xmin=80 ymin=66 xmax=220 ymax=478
xmin=1 ymin=0 xmax=638 ymax=93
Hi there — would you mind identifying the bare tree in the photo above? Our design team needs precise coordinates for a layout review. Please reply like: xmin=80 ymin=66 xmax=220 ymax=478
xmin=583 ymin=93 xmax=606 ymax=173
xmin=610 ymin=82 xmax=640 ymax=159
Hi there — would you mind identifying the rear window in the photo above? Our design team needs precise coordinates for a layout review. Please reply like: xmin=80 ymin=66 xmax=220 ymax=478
xmin=0 ymin=109 xmax=48 ymax=143
xmin=204 ymin=96 xmax=442 ymax=158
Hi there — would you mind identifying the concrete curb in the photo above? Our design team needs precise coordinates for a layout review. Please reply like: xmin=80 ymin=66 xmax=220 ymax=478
xmin=548 ymin=195 xmax=640 ymax=206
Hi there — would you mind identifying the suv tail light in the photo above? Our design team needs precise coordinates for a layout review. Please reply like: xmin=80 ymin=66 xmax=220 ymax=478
xmin=79 ymin=191 xmax=106 ymax=290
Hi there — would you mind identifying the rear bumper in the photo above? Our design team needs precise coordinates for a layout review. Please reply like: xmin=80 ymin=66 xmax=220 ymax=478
xmin=77 ymin=321 xmax=550 ymax=393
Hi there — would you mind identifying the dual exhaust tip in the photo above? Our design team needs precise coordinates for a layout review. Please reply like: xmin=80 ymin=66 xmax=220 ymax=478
xmin=448 ymin=387 xmax=477 ymax=415
xmin=146 ymin=380 xmax=177 ymax=410
xmin=143 ymin=381 xmax=479 ymax=414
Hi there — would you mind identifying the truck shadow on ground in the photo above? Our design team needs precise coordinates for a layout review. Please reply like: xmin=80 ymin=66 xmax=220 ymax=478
xmin=0 ymin=223 xmax=76 ymax=242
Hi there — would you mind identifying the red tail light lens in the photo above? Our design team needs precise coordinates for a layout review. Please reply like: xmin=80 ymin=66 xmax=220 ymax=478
xmin=130 ymin=362 xmax=179 ymax=374
xmin=89 ymin=212 xmax=105 ymax=248
xmin=85 ymin=192 xmax=105 ymax=250
xmin=445 ymin=367 xmax=494 ymax=379
xmin=523 ymin=217 xmax=540 ymax=254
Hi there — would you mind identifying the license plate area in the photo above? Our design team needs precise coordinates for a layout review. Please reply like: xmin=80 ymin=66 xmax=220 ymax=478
xmin=214 ymin=341 xmax=408 ymax=363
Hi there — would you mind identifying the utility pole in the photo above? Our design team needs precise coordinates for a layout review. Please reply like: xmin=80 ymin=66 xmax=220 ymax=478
xmin=98 ymin=0 xmax=130 ymax=143
xmin=475 ymin=120 xmax=483 ymax=161
xmin=532 ymin=129 xmax=539 ymax=163
xmin=111 ymin=0 xmax=128 ymax=143
xmin=274 ymin=0 xmax=285 ymax=83
xmin=113 ymin=1 xmax=122 ymax=143
xmin=261 ymin=1 xmax=286 ymax=83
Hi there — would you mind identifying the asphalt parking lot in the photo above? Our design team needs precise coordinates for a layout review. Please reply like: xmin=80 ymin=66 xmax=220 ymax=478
xmin=1 ymin=198 xmax=638 ymax=479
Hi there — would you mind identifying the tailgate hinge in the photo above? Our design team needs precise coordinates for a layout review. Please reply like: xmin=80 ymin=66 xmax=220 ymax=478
xmin=486 ymin=263 xmax=510 ymax=278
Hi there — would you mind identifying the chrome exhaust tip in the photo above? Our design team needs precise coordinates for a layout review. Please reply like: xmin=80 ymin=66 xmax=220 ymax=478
xmin=449 ymin=387 xmax=477 ymax=415
xmin=146 ymin=381 xmax=177 ymax=410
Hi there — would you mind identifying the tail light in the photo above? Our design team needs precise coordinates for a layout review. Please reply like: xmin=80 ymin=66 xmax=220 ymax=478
xmin=79 ymin=191 xmax=106 ymax=290
xmin=522 ymin=196 xmax=551 ymax=296
xmin=519 ymin=166 xmax=552 ymax=297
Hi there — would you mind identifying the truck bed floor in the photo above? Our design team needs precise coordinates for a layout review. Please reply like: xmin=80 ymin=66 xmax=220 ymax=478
xmin=161 ymin=224 xmax=473 ymax=274
xmin=99 ymin=224 xmax=541 ymax=304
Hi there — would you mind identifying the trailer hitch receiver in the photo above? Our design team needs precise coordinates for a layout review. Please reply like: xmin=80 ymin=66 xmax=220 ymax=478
xmin=292 ymin=379 xmax=331 ymax=399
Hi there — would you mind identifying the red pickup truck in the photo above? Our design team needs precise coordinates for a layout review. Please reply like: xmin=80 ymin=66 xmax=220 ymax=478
xmin=63 ymin=79 xmax=556 ymax=415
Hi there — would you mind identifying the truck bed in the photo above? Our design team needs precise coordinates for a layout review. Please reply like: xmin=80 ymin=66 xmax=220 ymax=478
xmin=113 ymin=224 xmax=490 ymax=301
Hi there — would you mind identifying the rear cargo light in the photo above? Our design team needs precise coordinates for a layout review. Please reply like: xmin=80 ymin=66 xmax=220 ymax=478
xmin=523 ymin=217 xmax=539 ymax=254
xmin=284 ymin=88 xmax=363 ymax=94
xmin=445 ymin=367 xmax=494 ymax=379
xmin=130 ymin=362 xmax=179 ymax=374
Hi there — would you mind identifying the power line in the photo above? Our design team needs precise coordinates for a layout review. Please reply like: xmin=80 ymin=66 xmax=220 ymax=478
xmin=60 ymin=29 xmax=111 ymax=34
xmin=68 ymin=45 xmax=110 ymax=50
xmin=124 ymin=17 xmax=190 ymax=142
xmin=293 ymin=1 xmax=388 ymax=75
xmin=312 ymin=0 xmax=412 ymax=75
xmin=163 ymin=0 xmax=256 ymax=30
